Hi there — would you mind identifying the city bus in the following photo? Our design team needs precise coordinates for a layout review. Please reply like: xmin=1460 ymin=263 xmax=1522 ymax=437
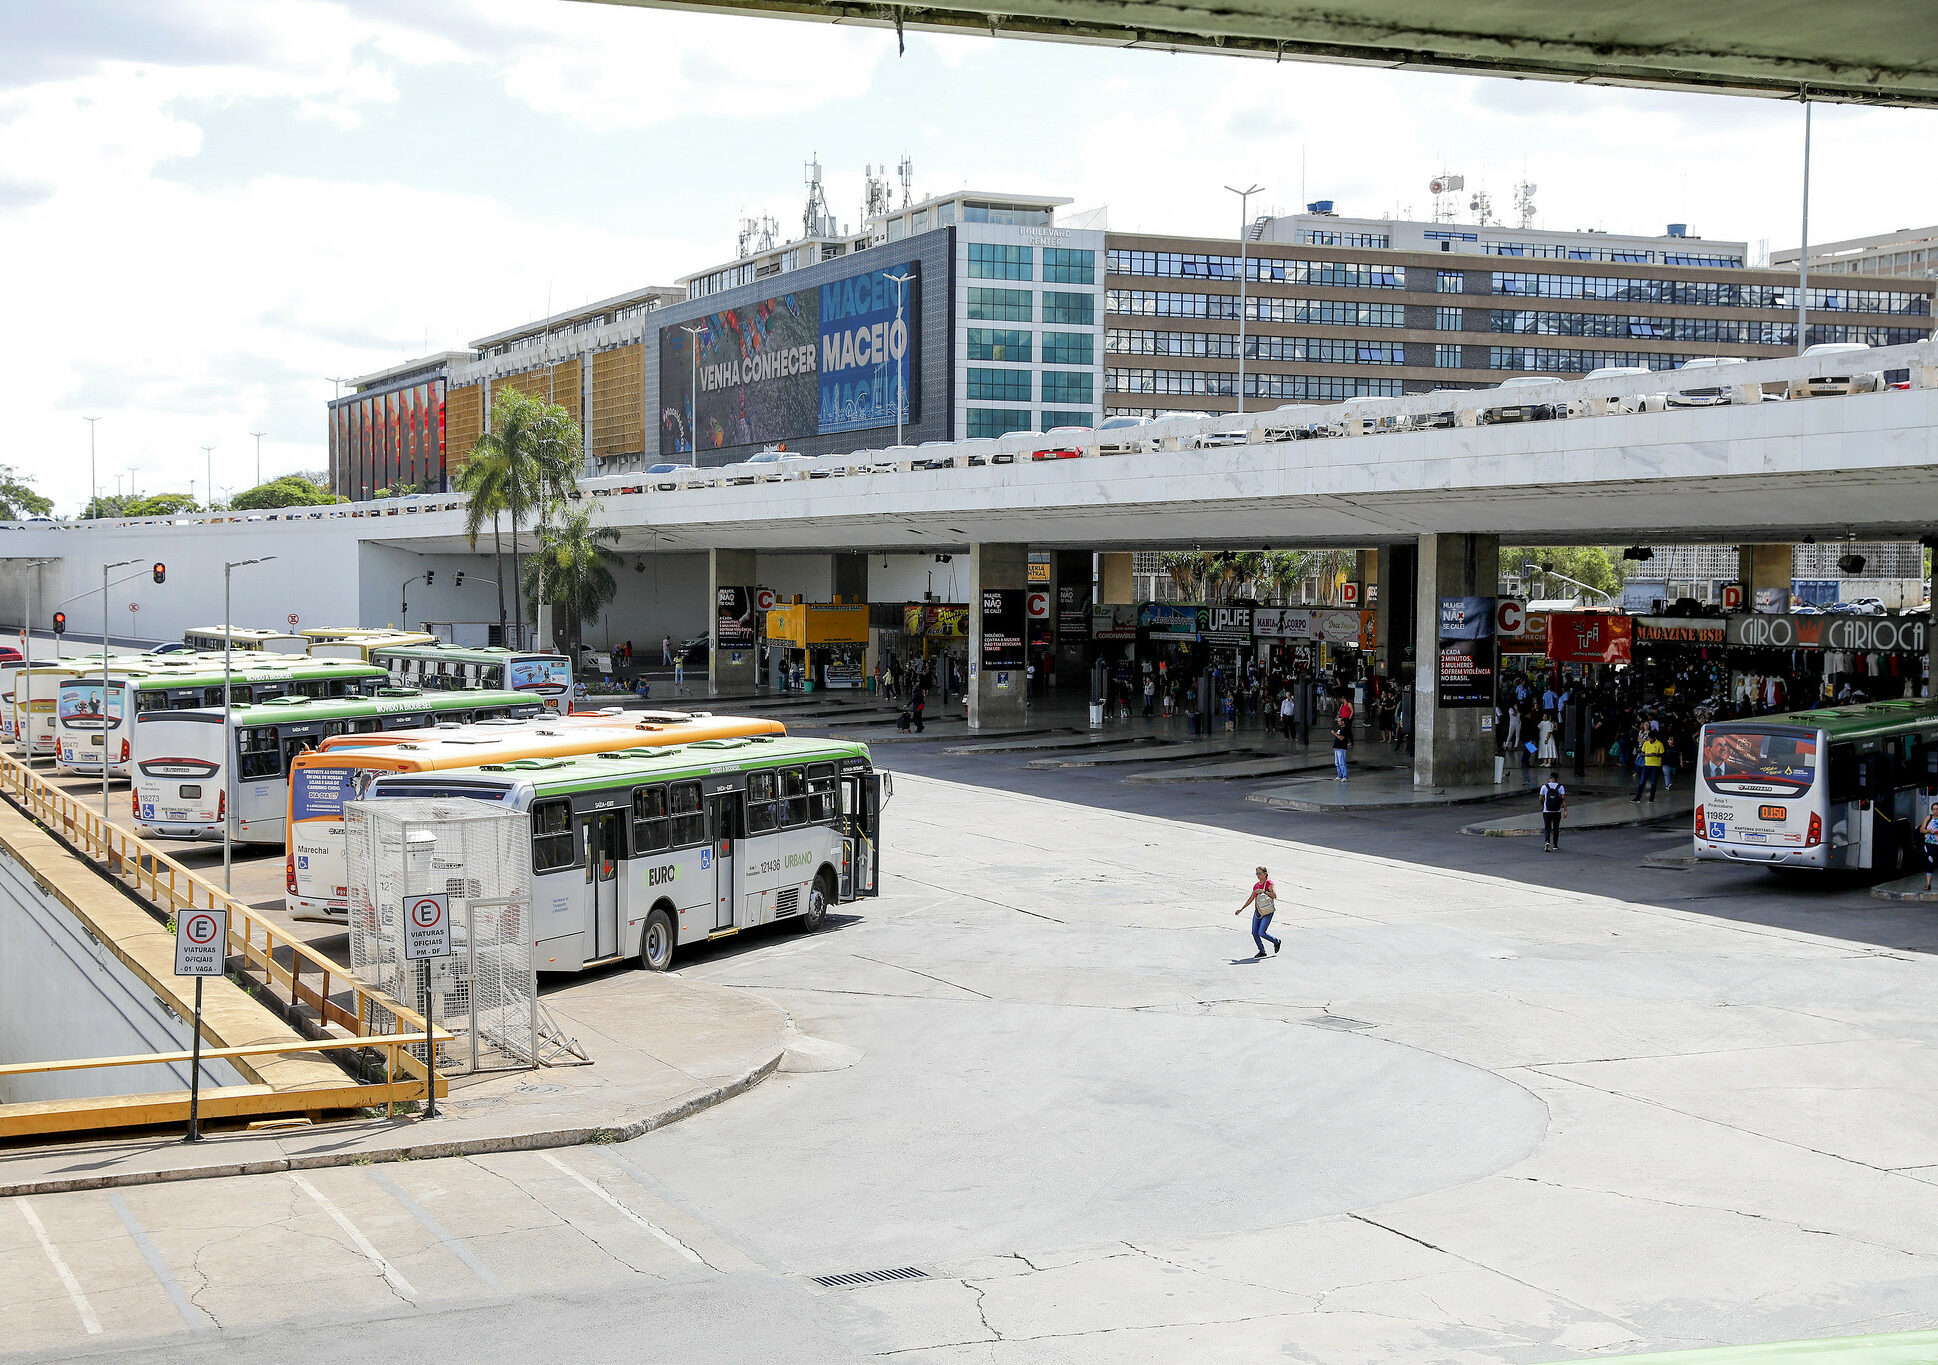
xmin=57 ymin=657 xmax=389 ymax=777
xmin=368 ymin=643 xmax=573 ymax=713
xmin=360 ymin=734 xmax=883 ymax=972
xmin=182 ymin=626 xmax=310 ymax=653
xmin=283 ymin=710 xmax=788 ymax=922
xmin=133 ymin=688 xmax=542 ymax=845
xmin=300 ymin=628 xmax=438 ymax=660
xmin=1695 ymin=697 xmax=1938 ymax=873
xmin=10 ymin=660 xmax=124 ymax=759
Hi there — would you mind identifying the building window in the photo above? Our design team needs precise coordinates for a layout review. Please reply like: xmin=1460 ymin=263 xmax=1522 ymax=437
xmin=967 ymin=329 xmax=1032 ymax=362
xmin=1486 ymin=346 xmax=1686 ymax=373
xmin=967 ymin=288 xmax=1032 ymax=322
xmin=1105 ymin=369 xmax=1403 ymax=401
xmin=1042 ymin=292 xmax=1095 ymax=326
xmin=1042 ymin=371 xmax=1093 ymax=406
xmin=1434 ymin=345 xmax=1461 ymax=368
xmin=1105 ymin=251 xmax=1402 ymax=289
xmin=1104 ymin=291 xmax=1407 ymax=327
xmin=968 ymin=243 xmax=1033 ymax=280
xmin=1437 ymin=271 xmax=1463 ymax=293
xmin=1298 ymin=229 xmax=1390 ymax=249
xmin=967 ymin=368 xmax=1033 ymax=402
xmin=1039 ymin=332 xmax=1094 ymax=366
xmin=1042 ymin=410 xmax=1094 ymax=428
xmin=1042 ymin=248 xmax=1096 ymax=284
xmin=968 ymin=407 xmax=1033 ymax=438
xmin=1435 ymin=307 xmax=1463 ymax=331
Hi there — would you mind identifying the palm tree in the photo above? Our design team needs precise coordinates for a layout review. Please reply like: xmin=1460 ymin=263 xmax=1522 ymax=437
xmin=463 ymin=389 xmax=582 ymax=647
xmin=523 ymin=502 xmax=622 ymax=662
xmin=453 ymin=455 xmax=509 ymax=642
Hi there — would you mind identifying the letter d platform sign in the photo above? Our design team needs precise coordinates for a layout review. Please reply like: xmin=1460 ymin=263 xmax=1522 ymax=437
xmin=405 ymin=893 xmax=451 ymax=961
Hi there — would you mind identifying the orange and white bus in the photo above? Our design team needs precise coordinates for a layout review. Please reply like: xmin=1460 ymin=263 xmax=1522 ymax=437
xmin=283 ymin=709 xmax=786 ymax=921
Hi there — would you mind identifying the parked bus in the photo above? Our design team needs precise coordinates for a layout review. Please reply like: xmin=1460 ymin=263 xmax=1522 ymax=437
xmin=368 ymin=643 xmax=574 ymax=713
xmin=1695 ymin=697 xmax=1938 ymax=873
xmin=182 ymin=626 xmax=310 ymax=653
xmin=300 ymin=628 xmax=437 ymax=660
xmin=7 ymin=659 xmax=114 ymax=758
xmin=57 ymin=657 xmax=389 ymax=776
xmin=133 ymin=688 xmax=543 ymax=845
xmin=360 ymin=735 xmax=884 ymax=972
xmin=283 ymin=710 xmax=788 ymax=922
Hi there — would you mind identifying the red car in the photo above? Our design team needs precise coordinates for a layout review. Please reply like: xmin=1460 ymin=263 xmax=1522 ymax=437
xmin=1030 ymin=426 xmax=1093 ymax=461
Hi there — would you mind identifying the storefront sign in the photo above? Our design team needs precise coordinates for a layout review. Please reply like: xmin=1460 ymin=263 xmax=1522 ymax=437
xmin=1724 ymin=613 xmax=1929 ymax=653
xmin=716 ymin=586 xmax=756 ymax=649
xmin=1090 ymin=603 xmax=1138 ymax=641
xmin=1495 ymin=597 xmax=1552 ymax=652
xmin=905 ymin=603 xmax=968 ymax=638
xmin=1545 ymin=612 xmax=1633 ymax=664
xmin=1200 ymin=605 xmax=1253 ymax=648
xmin=1027 ymin=560 xmax=1051 ymax=583
xmin=1634 ymin=617 xmax=1726 ymax=645
xmin=1139 ymin=603 xmax=1201 ymax=640
xmin=1252 ymin=607 xmax=1307 ymax=639
xmin=1057 ymin=585 xmax=1091 ymax=639
xmin=767 ymin=603 xmax=869 ymax=647
xmin=1250 ymin=607 xmax=1360 ymax=643
xmin=980 ymin=589 xmax=1026 ymax=670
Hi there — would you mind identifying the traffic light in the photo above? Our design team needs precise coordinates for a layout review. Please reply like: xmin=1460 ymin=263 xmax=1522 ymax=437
xmin=152 ymin=563 xmax=166 ymax=584
xmin=425 ymin=570 xmax=435 ymax=586
xmin=51 ymin=612 xmax=66 ymax=635
xmin=454 ymin=571 xmax=465 ymax=588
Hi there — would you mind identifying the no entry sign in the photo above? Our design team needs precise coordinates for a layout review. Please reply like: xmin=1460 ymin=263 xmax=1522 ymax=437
xmin=175 ymin=908 xmax=227 ymax=977
xmin=404 ymin=892 xmax=452 ymax=960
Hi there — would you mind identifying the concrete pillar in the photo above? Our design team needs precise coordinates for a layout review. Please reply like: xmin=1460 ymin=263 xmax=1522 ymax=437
xmin=1098 ymin=552 xmax=1134 ymax=606
xmin=1412 ymin=533 xmax=1500 ymax=788
xmin=709 ymin=548 xmax=758 ymax=694
xmin=968 ymin=543 xmax=1029 ymax=730
xmin=1377 ymin=543 xmax=1417 ymax=681
xmin=832 ymin=552 xmax=868 ymax=606
xmin=1053 ymin=550 xmax=1092 ymax=687
xmin=1738 ymin=543 xmax=1794 ymax=613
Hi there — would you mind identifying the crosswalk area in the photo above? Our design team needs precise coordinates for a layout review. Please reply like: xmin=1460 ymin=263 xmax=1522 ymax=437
xmin=0 ymin=1147 xmax=756 ymax=1354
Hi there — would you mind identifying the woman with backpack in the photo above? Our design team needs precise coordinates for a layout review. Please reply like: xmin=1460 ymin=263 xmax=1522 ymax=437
xmin=1235 ymin=865 xmax=1282 ymax=959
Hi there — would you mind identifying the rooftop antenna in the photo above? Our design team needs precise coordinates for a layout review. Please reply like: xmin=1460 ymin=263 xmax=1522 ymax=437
xmin=862 ymin=163 xmax=893 ymax=223
xmin=1468 ymin=187 xmax=1496 ymax=226
xmin=803 ymin=155 xmax=835 ymax=239
xmin=1428 ymin=172 xmax=1464 ymax=224
xmin=897 ymin=153 xmax=914 ymax=207
xmin=1513 ymin=177 xmax=1538 ymax=230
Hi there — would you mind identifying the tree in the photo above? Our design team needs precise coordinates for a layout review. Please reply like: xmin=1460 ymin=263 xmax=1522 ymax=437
xmin=1506 ymin=545 xmax=1624 ymax=602
xmin=0 ymin=465 xmax=52 ymax=520
xmin=522 ymin=502 xmax=621 ymax=660
xmin=1159 ymin=549 xmax=1352 ymax=604
xmin=126 ymin=493 xmax=200 ymax=517
xmin=230 ymin=475 xmax=339 ymax=511
xmin=82 ymin=493 xmax=142 ymax=519
xmin=460 ymin=389 xmax=582 ymax=648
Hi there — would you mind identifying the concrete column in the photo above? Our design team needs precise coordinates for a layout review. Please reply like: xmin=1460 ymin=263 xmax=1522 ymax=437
xmin=1412 ymin=533 xmax=1500 ymax=788
xmin=832 ymin=553 xmax=869 ymax=605
xmin=709 ymin=547 xmax=758 ymax=694
xmin=1377 ymin=543 xmax=1417 ymax=681
xmin=968 ymin=543 xmax=1029 ymax=730
xmin=1053 ymin=550 xmax=1092 ymax=687
xmin=1098 ymin=552 xmax=1134 ymax=605
xmin=1738 ymin=543 xmax=1794 ymax=613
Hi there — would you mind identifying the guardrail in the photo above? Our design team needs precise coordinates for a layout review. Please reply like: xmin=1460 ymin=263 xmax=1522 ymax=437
xmin=0 ymin=749 xmax=449 ymax=1133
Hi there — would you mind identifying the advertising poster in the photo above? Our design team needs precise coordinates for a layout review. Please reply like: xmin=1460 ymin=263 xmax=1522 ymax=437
xmin=1090 ymin=604 xmax=1139 ymax=641
xmin=1438 ymin=596 xmax=1495 ymax=640
xmin=57 ymin=682 xmax=122 ymax=728
xmin=1545 ymin=613 xmax=1633 ymax=664
xmin=1139 ymin=603 xmax=1201 ymax=640
xmin=1057 ymin=585 xmax=1092 ymax=639
xmin=1200 ymin=606 xmax=1254 ymax=649
xmin=717 ymin=586 xmax=757 ymax=649
xmin=980 ymin=590 xmax=1027 ymax=670
xmin=905 ymin=604 xmax=969 ymax=639
xmin=507 ymin=658 xmax=571 ymax=691
xmin=818 ymin=264 xmax=919 ymax=435
xmin=1436 ymin=595 xmax=1495 ymax=708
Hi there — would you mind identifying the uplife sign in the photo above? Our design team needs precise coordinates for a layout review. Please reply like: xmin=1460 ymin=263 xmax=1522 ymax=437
xmin=1200 ymin=605 xmax=1254 ymax=649
xmin=404 ymin=892 xmax=452 ymax=961
xmin=174 ymin=908 xmax=227 ymax=977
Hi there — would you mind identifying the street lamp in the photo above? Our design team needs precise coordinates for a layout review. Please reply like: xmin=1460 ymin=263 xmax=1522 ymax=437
xmin=250 ymin=431 xmax=267 ymax=488
xmin=883 ymin=270 xmax=913 ymax=447
xmin=17 ymin=559 xmax=58 ymax=760
xmin=99 ymin=558 xmax=139 ymax=821
xmin=200 ymin=446 xmax=214 ymax=512
xmin=679 ymin=323 xmax=705 ymax=461
xmin=222 ymin=557 xmax=276 ymax=891
xmin=84 ymin=416 xmax=99 ymax=519
xmin=1225 ymin=183 xmax=1264 ymax=415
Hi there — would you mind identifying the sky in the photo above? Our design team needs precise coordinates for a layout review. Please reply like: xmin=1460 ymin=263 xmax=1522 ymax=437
xmin=4 ymin=0 xmax=1936 ymax=513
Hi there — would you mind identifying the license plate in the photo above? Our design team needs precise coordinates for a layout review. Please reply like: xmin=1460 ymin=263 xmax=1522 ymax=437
xmin=1758 ymin=805 xmax=1787 ymax=821
xmin=164 ymin=809 xmax=187 ymax=820
xmin=1742 ymin=831 xmax=1768 ymax=842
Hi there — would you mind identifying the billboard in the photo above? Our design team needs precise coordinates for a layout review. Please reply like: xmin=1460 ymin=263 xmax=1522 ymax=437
xmin=661 ymin=262 xmax=919 ymax=456
xmin=980 ymin=589 xmax=1026 ymax=671
xmin=717 ymin=587 xmax=756 ymax=649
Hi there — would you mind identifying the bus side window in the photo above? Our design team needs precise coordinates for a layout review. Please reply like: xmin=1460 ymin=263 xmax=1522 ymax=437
xmin=632 ymin=785 xmax=671 ymax=853
xmin=668 ymin=781 xmax=705 ymax=846
xmin=781 ymin=767 xmax=808 ymax=826
xmin=746 ymin=771 xmax=778 ymax=833
xmin=236 ymin=726 xmax=282 ymax=781
xmin=351 ymin=717 xmax=381 ymax=733
xmin=1825 ymin=743 xmax=1860 ymax=804
xmin=532 ymin=799 xmax=575 ymax=871
xmin=807 ymin=765 xmax=837 ymax=824
xmin=382 ymin=711 xmax=430 ymax=731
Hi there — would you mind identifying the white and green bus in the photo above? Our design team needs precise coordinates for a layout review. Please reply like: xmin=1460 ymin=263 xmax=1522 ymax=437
xmin=368 ymin=643 xmax=574 ymax=714
xmin=362 ymin=735 xmax=885 ymax=973
xmin=133 ymin=688 xmax=543 ymax=845
xmin=182 ymin=626 xmax=310 ymax=653
xmin=1696 ymin=697 xmax=1938 ymax=873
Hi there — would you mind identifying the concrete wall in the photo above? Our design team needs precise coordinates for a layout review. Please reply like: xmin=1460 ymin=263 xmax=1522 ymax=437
xmin=0 ymin=843 xmax=245 ymax=1103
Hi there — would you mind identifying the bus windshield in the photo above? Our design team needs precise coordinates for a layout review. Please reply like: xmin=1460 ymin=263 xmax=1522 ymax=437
xmin=1702 ymin=726 xmax=1818 ymax=795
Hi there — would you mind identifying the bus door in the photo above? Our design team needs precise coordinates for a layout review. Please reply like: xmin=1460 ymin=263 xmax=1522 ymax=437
xmin=582 ymin=810 xmax=624 ymax=959
xmin=838 ymin=772 xmax=881 ymax=899
xmin=708 ymin=792 xmax=742 ymax=930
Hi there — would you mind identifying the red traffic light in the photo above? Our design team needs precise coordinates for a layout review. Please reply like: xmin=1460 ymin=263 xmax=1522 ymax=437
xmin=51 ymin=612 xmax=66 ymax=635
xmin=152 ymin=563 xmax=166 ymax=584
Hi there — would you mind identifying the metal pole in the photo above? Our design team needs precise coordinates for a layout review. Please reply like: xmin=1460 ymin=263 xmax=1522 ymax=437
xmin=185 ymin=975 xmax=205 ymax=1143
xmin=421 ymin=961 xmax=439 ymax=1118
xmin=884 ymin=272 xmax=913 ymax=446
xmin=251 ymin=431 xmax=266 ymax=488
xmin=1796 ymin=93 xmax=1812 ymax=356
xmin=84 ymin=417 xmax=99 ymax=518
xmin=1226 ymin=184 xmax=1264 ymax=415
xmin=681 ymin=322 xmax=705 ymax=464
xmin=202 ymin=446 xmax=213 ymax=510
xmin=223 ymin=563 xmax=232 ymax=892
xmin=101 ymin=563 xmax=109 ymax=821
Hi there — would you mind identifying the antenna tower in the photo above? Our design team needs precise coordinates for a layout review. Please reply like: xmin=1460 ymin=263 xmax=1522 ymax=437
xmin=803 ymin=156 xmax=835 ymax=239
xmin=897 ymin=153 xmax=914 ymax=207
xmin=1427 ymin=172 xmax=1465 ymax=224
xmin=1513 ymin=178 xmax=1538 ymax=229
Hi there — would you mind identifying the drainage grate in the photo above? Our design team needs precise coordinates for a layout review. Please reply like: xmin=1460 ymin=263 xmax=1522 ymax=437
xmin=811 ymin=1267 xmax=930 ymax=1289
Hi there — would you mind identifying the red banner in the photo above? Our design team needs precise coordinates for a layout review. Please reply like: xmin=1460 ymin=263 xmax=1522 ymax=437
xmin=1545 ymin=612 xmax=1632 ymax=664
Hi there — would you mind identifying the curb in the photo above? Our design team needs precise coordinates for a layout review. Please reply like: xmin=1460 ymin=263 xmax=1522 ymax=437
xmin=0 ymin=1049 xmax=784 ymax=1199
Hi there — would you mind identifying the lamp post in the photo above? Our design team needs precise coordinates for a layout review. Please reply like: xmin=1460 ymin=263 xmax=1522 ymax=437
xmin=883 ymin=271 xmax=913 ymax=446
xmin=1796 ymin=93 xmax=1812 ymax=355
xmin=18 ymin=559 xmax=57 ymax=760
xmin=250 ymin=431 xmax=267 ymax=488
xmin=84 ymin=417 xmax=99 ymax=519
xmin=1225 ymin=184 xmax=1264 ymax=414
xmin=101 ymin=559 xmax=139 ymax=820
xmin=222 ymin=557 xmax=275 ymax=891
xmin=201 ymin=446 xmax=214 ymax=511
xmin=680 ymin=322 xmax=705 ymax=462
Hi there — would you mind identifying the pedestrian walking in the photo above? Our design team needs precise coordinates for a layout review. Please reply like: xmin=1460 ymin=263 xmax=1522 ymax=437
xmin=673 ymin=652 xmax=686 ymax=693
xmin=1537 ymin=710 xmax=1559 ymax=763
xmin=1142 ymin=676 xmax=1155 ymax=718
xmin=1336 ymin=692 xmax=1355 ymax=745
xmin=1332 ymin=718 xmax=1349 ymax=780
xmin=1538 ymin=770 xmax=1567 ymax=852
xmin=662 ymin=635 xmax=673 ymax=665
xmin=1921 ymin=801 xmax=1938 ymax=893
xmin=1279 ymin=690 xmax=1294 ymax=741
xmin=910 ymin=682 xmax=927 ymax=733
xmin=1633 ymin=729 xmax=1665 ymax=802
xmin=1235 ymin=865 xmax=1282 ymax=959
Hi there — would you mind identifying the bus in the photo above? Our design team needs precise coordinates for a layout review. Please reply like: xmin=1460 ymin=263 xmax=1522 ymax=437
xmin=360 ymin=735 xmax=884 ymax=972
xmin=133 ymin=688 xmax=543 ymax=845
xmin=301 ymin=629 xmax=438 ymax=660
xmin=10 ymin=660 xmax=128 ymax=759
xmin=57 ymin=657 xmax=390 ymax=777
xmin=182 ymin=626 xmax=310 ymax=653
xmin=368 ymin=642 xmax=573 ymax=713
xmin=1695 ymin=697 xmax=1938 ymax=873
xmin=283 ymin=710 xmax=788 ymax=922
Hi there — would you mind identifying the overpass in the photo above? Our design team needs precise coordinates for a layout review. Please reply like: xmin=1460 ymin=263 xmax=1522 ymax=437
xmin=6 ymin=343 xmax=1937 ymax=783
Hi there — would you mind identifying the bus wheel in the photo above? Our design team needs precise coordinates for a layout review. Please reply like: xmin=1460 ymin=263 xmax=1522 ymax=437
xmin=640 ymin=907 xmax=676 ymax=972
xmin=799 ymin=874 xmax=832 ymax=932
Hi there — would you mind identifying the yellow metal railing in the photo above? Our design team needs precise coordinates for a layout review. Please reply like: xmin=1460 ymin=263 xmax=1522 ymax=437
xmin=0 ymin=750 xmax=450 ymax=1131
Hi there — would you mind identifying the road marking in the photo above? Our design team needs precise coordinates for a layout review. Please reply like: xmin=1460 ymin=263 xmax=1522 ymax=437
xmin=367 ymin=1168 xmax=502 ymax=1291
xmin=106 ymin=1192 xmax=209 ymax=1330
xmin=289 ymin=1173 xmax=418 ymax=1299
xmin=537 ymin=1153 xmax=705 ymax=1265
xmin=19 ymin=1201 xmax=101 ymax=1335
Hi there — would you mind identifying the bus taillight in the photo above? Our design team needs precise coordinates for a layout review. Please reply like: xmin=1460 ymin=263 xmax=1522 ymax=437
xmin=1695 ymin=803 xmax=1705 ymax=836
xmin=1806 ymin=812 xmax=1822 ymax=846
xmin=286 ymin=856 xmax=298 ymax=894
xmin=119 ymin=739 xmax=129 ymax=763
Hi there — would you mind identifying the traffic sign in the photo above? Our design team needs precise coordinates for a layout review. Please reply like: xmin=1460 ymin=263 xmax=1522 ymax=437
xmin=287 ymin=612 xmax=301 ymax=626
xmin=174 ymin=908 xmax=227 ymax=977
xmin=128 ymin=602 xmax=140 ymax=613
xmin=404 ymin=893 xmax=451 ymax=960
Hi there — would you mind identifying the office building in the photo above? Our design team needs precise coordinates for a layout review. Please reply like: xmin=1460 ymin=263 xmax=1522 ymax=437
xmin=1773 ymin=226 xmax=1938 ymax=283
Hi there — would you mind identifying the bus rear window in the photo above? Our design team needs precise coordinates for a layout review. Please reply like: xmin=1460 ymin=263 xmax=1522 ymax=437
xmin=1702 ymin=728 xmax=1817 ymax=794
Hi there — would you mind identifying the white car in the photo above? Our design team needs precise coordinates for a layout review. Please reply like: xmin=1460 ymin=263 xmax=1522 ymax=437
xmin=1790 ymin=342 xmax=1885 ymax=399
xmin=1481 ymin=375 xmax=1565 ymax=423
xmin=1190 ymin=425 xmax=1249 ymax=448
xmin=1667 ymin=356 xmax=1750 ymax=407
xmin=1566 ymin=366 xmax=1669 ymax=418
xmin=1096 ymin=415 xmax=1157 ymax=454
xmin=720 ymin=449 xmax=811 ymax=484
